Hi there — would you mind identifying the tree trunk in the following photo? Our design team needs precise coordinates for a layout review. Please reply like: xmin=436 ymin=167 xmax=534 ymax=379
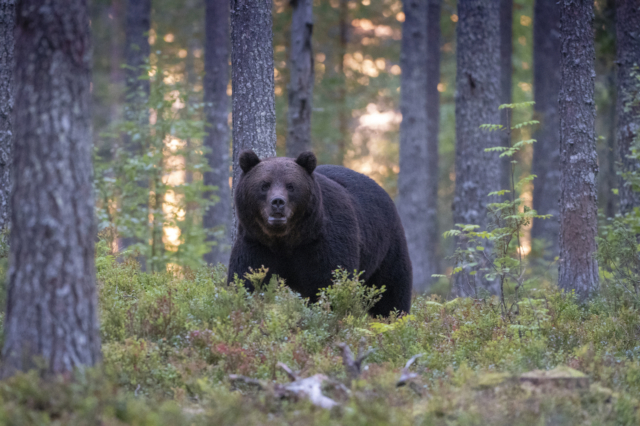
xmin=1 ymin=0 xmax=101 ymax=377
xmin=286 ymin=0 xmax=314 ymax=158
xmin=558 ymin=0 xmax=599 ymax=301
xmin=453 ymin=0 xmax=502 ymax=297
xmin=531 ymin=0 xmax=562 ymax=256
xmin=337 ymin=0 xmax=349 ymax=165
xmin=0 ymin=0 xmax=14 ymax=233
xmin=230 ymin=0 xmax=277 ymax=241
xmin=203 ymin=0 xmax=232 ymax=265
xmin=119 ymin=0 xmax=150 ymax=260
xmin=616 ymin=0 xmax=640 ymax=214
xmin=500 ymin=0 xmax=512 ymax=192
xmin=397 ymin=0 xmax=435 ymax=294
xmin=426 ymin=0 xmax=441 ymax=277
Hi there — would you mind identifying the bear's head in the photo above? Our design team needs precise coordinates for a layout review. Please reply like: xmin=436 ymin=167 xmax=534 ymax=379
xmin=235 ymin=150 xmax=320 ymax=244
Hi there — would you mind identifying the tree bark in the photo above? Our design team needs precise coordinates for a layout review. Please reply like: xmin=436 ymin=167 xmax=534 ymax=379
xmin=0 ymin=0 xmax=14 ymax=233
xmin=558 ymin=0 xmax=599 ymax=301
xmin=500 ymin=0 xmax=512 ymax=192
xmin=230 ymin=0 xmax=277 ymax=241
xmin=1 ymin=0 xmax=101 ymax=377
xmin=119 ymin=0 xmax=150 ymax=259
xmin=426 ymin=0 xmax=441 ymax=277
xmin=397 ymin=0 xmax=436 ymax=294
xmin=616 ymin=0 xmax=640 ymax=214
xmin=453 ymin=0 xmax=502 ymax=297
xmin=203 ymin=0 xmax=232 ymax=265
xmin=531 ymin=0 xmax=562 ymax=256
xmin=336 ymin=0 xmax=349 ymax=165
xmin=286 ymin=0 xmax=314 ymax=158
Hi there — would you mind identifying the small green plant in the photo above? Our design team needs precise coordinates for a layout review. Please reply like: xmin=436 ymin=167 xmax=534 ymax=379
xmin=95 ymin=48 xmax=217 ymax=273
xmin=444 ymin=102 xmax=550 ymax=316
xmin=317 ymin=269 xmax=386 ymax=320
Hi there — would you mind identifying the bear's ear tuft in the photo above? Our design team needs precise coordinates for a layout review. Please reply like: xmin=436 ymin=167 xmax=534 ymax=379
xmin=295 ymin=151 xmax=317 ymax=175
xmin=239 ymin=150 xmax=261 ymax=173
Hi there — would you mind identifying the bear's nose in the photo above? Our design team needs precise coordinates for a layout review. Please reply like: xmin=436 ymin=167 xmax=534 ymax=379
xmin=271 ymin=197 xmax=285 ymax=209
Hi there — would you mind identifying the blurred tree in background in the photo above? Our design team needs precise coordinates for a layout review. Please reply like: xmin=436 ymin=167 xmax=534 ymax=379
xmin=88 ymin=0 xmax=625 ymax=293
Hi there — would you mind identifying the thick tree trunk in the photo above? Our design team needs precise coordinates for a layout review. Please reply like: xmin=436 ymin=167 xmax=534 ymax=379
xmin=1 ymin=0 xmax=101 ymax=377
xmin=426 ymin=0 xmax=441 ymax=276
xmin=337 ymin=0 xmax=349 ymax=165
xmin=397 ymin=0 xmax=436 ymax=294
xmin=286 ymin=0 xmax=314 ymax=158
xmin=453 ymin=0 xmax=502 ymax=297
xmin=230 ymin=0 xmax=277 ymax=241
xmin=119 ymin=0 xmax=150 ymax=259
xmin=558 ymin=0 xmax=599 ymax=301
xmin=499 ymin=0 xmax=512 ymax=192
xmin=203 ymin=0 xmax=232 ymax=265
xmin=616 ymin=0 xmax=640 ymax=214
xmin=0 ymin=0 xmax=14 ymax=233
xmin=531 ymin=0 xmax=561 ymax=256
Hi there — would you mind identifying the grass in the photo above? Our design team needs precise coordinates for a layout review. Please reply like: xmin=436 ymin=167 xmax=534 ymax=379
xmin=0 ymin=241 xmax=638 ymax=425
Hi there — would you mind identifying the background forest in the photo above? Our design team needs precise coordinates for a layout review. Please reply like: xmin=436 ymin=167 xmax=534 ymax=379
xmin=1 ymin=0 xmax=640 ymax=424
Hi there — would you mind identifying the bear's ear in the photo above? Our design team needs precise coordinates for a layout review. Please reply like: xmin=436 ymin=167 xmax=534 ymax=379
xmin=239 ymin=150 xmax=261 ymax=174
xmin=295 ymin=151 xmax=317 ymax=175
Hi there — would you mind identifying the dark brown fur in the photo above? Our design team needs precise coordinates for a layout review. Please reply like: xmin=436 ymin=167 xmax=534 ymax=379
xmin=228 ymin=150 xmax=412 ymax=317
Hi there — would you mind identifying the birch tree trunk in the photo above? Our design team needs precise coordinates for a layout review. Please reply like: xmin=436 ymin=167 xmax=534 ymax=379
xmin=0 ymin=0 xmax=14 ymax=233
xmin=453 ymin=0 xmax=502 ymax=297
xmin=616 ymin=0 xmax=640 ymax=214
xmin=558 ymin=0 xmax=599 ymax=301
xmin=397 ymin=0 xmax=436 ymax=294
xmin=230 ymin=0 xmax=277 ymax=241
xmin=286 ymin=0 xmax=314 ymax=158
xmin=203 ymin=0 xmax=232 ymax=265
xmin=531 ymin=0 xmax=562 ymax=256
xmin=1 ymin=0 xmax=101 ymax=377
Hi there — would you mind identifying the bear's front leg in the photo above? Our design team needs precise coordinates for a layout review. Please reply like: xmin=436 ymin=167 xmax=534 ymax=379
xmin=227 ymin=238 xmax=279 ymax=292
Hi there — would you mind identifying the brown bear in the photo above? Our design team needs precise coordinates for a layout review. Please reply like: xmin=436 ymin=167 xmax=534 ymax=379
xmin=227 ymin=150 xmax=412 ymax=317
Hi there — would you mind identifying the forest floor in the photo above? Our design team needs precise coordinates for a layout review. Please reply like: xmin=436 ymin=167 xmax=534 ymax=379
xmin=0 ymin=245 xmax=639 ymax=425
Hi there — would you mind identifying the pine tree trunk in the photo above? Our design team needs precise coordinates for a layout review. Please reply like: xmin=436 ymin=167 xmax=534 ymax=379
xmin=453 ymin=0 xmax=502 ymax=297
xmin=119 ymin=0 xmax=150 ymax=261
xmin=426 ymin=0 xmax=441 ymax=277
xmin=398 ymin=0 xmax=436 ymax=294
xmin=0 ymin=0 xmax=14 ymax=233
xmin=337 ymin=0 xmax=349 ymax=165
xmin=1 ymin=0 xmax=101 ymax=377
xmin=286 ymin=0 xmax=314 ymax=158
xmin=499 ymin=0 xmax=512 ymax=193
xmin=558 ymin=0 xmax=599 ymax=301
xmin=531 ymin=0 xmax=562 ymax=256
xmin=203 ymin=0 xmax=232 ymax=265
xmin=616 ymin=0 xmax=640 ymax=214
xmin=230 ymin=0 xmax=277 ymax=241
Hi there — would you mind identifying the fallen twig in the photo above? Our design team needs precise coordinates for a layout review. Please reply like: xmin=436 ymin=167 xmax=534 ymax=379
xmin=397 ymin=353 xmax=424 ymax=387
xmin=228 ymin=364 xmax=340 ymax=409
xmin=338 ymin=338 xmax=374 ymax=381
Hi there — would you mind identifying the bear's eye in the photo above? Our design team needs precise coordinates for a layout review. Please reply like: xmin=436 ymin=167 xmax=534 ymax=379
xmin=261 ymin=182 xmax=271 ymax=192
xmin=286 ymin=184 xmax=294 ymax=192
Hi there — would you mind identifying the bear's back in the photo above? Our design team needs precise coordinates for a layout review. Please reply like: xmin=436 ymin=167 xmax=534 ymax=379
xmin=315 ymin=165 xmax=404 ymax=273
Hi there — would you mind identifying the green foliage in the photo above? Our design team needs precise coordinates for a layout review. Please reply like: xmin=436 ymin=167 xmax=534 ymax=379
xmin=6 ymin=259 xmax=640 ymax=424
xmin=95 ymin=53 xmax=216 ymax=273
xmin=445 ymin=103 xmax=549 ymax=314
xmin=597 ymin=216 xmax=640 ymax=308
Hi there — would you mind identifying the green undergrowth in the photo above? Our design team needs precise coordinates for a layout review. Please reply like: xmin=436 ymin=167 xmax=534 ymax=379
xmin=0 ymin=244 xmax=640 ymax=424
